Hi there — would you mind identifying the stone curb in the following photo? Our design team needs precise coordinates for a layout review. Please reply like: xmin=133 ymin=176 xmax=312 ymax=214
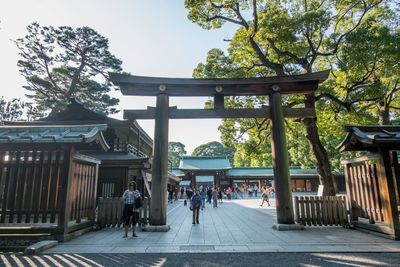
xmin=272 ymin=223 xmax=304 ymax=231
xmin=142 ymin=225 xmax=170 ymax=232
xmin=24 ymin=240 xmax=58 ymax=255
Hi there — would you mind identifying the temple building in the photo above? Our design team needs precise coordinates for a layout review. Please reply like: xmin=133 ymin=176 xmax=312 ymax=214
xmin=0 ymin=100 xmax=181 ymax=240
xmin=173 ymin=156 xmax=345 ymax=192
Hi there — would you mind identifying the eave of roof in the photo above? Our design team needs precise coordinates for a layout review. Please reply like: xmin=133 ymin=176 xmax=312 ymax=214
xmin=179 ymin=156 xmax=231 ymax=170
xmin=337 ymin=125 xmax=400 ymax=152
xmin=0 ymin=124 xmax=109 ymax=150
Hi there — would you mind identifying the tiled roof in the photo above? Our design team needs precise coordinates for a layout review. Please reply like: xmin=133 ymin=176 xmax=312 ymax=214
xmin=0 ymin=124 xmax=108 ymax=148
xmin=171 ymin=167 xmax=185 ymax=177
xmin=226 ymin=167 xmax=317 ymax=177
xmin=179 ymin=156 xmax=231 ymax=170
xmin=337 ymin=125 xmax=400 ymax=151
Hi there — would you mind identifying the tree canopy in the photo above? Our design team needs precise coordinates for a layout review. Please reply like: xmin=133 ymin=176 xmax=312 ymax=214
xmin=192 ymin=141 xmax=235 ymax=163
xmin=14 ymin=22 xmax=122 ymax=116
xmin=186 ymin=0 xmax=394 ymax=195
xmin=168 ymin=142 xmax=187 ymax=167
xmin=0 ymin=97 xmax=37 ymax=121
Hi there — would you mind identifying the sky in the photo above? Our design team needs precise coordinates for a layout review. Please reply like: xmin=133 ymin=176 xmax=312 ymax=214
xmin=0 ymin=0 xmax=238 ymax=154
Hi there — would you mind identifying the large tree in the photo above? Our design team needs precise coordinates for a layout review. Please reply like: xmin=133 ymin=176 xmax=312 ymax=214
xmin=186 ymin=0 xmax=386 ymax=195
xmin=168 ymin=142 xmax=187 ymax=167
xmin=192 ymin=141 xmax=235 ymax=163
xmin=14 ymin=22 xmax=122 ymax=116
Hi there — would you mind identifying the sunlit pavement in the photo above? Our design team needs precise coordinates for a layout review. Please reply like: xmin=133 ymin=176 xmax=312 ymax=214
xmin=2 ymin=198 xmax=400 ymax=266
xmin=1 ymin=252 xmax=400 ymax=267
xmin=43 ymin=198 xmax=400 ymax=254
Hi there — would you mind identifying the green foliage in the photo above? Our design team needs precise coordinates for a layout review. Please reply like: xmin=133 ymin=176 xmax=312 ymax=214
xmin=332 ymin=9 xmax=400 ymax=124
xmin=168 ymin=142 xmax=187 ymax=167
xmin=14 ymin=22 xmax=122 ymax=116
xmin=192 ymin=141 xmax=235 ymax=163
xmin=0 ymin=97 xmax=38 ymax=121
xmin=187 ymin=1 xmax=391 ymax=178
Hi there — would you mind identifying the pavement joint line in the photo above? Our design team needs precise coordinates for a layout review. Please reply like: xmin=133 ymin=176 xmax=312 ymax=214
xmin=43 ymin=198 xmax=400 ymax=254
xmin=167 ymin=202 xmax=183 ymax=215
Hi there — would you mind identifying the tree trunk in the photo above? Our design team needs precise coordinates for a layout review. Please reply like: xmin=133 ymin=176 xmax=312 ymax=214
xmin=67 ymin=61 xmax=86 ymax=98
xmin=378 ymin=105 xmax=390 ymax=125
xmin=304 ymin=94 xmax=337 ymax=196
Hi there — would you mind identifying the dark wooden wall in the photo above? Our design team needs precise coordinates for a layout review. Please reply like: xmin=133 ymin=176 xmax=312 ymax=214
xmin=97 ymin=167 xmax=127 ymax=198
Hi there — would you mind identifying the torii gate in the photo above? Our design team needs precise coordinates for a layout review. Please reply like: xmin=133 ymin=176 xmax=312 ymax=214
xmin=110 ymin=70 xmax=329 ymax=231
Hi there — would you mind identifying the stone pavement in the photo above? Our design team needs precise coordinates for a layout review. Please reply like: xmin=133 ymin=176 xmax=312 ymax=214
xmin=46 ymin=198 xmax=400 ymax=254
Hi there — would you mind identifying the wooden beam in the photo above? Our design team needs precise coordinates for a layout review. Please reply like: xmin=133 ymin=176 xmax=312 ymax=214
xmin=214 ymin=94 xmax=224 ymax=110
xmin=124 ymin=107 xmax=316 ymax=120
xmin=110 ymin=70 xmax=329 ymax=97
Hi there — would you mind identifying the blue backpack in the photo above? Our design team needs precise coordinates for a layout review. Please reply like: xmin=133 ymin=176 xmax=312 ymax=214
xmin=193 ymin=195 xmax=201 ymax=208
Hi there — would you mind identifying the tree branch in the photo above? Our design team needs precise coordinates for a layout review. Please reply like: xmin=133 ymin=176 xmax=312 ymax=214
xmin=207 ymin=15 xmax=245 ymax=27
xmin=315 ymin=93 xmax=351 ymax=111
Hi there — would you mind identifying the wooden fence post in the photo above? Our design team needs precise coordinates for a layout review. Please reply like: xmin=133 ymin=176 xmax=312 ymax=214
xmin=98 ymin=197 xmax=104 ymax=227
xmin=294 ymin=197 xmax=299 ymax=223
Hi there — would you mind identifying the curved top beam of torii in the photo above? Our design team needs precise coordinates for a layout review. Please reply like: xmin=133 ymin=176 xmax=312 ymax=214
xmin=109 ymin=70 xmax=329 ymax=97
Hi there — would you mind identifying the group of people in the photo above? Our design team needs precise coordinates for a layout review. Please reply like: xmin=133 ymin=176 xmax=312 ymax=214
xmin=188 ymin=186 xmax=224 ymax=225
xmin=121 ymin=182 xmax=274 ymax=236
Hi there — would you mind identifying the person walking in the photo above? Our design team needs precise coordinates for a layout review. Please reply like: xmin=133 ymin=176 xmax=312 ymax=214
xmin=191 ymin=190 xmax=203 ymax=224
xmin=217 ymin=187 xmax=223 ymax=204
xmin=207 ymin=187 xmax=212 ymax=204
xmin=212 ymin=187 xmax=218 ymax=207
xmin=122 ymin=181 xmax=141 ymax=238
xmin=200 ymin=188 xmax=206 ymax=210
xmin=248 ymin=185 xmax=253 ymax=198
xmin=254 ymin=184 xmax=258 ymax=197
xmin=260 ymin=186 xmax=271 ymax=207
xmin=226 ymin=186 xmax=232 ymax=200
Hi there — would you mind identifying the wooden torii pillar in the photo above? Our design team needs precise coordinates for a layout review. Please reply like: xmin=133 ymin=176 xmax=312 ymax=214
xmin=270 ymin=85 xmax=294 ymax=226
xmin=110 ymin=71 xmax=329 ymax=231
xmin=150 ymin=93 xmax=169 ymax=227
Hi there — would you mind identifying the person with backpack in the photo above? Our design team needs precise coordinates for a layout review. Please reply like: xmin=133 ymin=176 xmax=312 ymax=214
xmin=122 ymin=181 xmax=142 ymax=238
xmin=190 ymin=190 xmax=203 ymax=224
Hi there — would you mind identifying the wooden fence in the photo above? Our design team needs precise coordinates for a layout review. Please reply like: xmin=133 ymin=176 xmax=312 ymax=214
xmin=342 ymin=153 xmax=400 ymax=238
xmin=344 ymin=157 xmax=384 ymax=224
xmin=69 ymin=161 xmax=98 ymax=223
xmin=97 ymin=197 xmax=150 ymax=228
xmin=0 ymin=150 xmax=66 ymax=225
xmin=294 ymin=196 xmax=348 ymax=226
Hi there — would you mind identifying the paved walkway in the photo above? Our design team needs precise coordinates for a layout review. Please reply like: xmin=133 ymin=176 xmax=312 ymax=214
xmin=46 ymin=198 xmax=400 ymax=253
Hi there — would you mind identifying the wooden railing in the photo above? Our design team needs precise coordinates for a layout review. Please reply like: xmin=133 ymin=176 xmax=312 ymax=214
xmin=294 ymin=196 xmax=348 ymax=226
xmin=97 ymin=197 xmax=150 ymax=228
xmin=111 ymin=143 xmax=147 ymax=158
